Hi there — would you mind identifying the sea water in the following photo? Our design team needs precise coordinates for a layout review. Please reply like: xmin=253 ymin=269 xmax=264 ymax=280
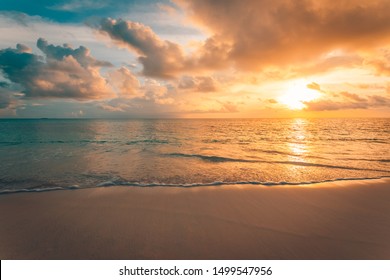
xmin=0 ymin=118 xmax=389 ymax=193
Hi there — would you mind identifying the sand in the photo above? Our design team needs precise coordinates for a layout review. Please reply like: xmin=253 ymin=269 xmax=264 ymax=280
xmin=0 ymin=178 xmax=390 ymax=260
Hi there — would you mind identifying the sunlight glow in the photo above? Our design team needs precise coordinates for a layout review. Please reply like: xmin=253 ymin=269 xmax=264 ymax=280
xmin=279 ymin=80 xmax=322 ymax=110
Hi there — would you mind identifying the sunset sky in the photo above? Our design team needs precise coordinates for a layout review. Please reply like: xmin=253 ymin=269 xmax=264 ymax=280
xmin=0 ymin=0 xmax=390 ymax=118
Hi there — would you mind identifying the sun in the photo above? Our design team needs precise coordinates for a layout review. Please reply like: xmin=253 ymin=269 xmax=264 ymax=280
xmin=278 ymin=80 xmax=321 ymax=110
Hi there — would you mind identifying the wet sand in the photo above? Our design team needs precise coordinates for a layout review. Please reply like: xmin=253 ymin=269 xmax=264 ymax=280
xmin=0 ymin=178 xmax=389 ymax=259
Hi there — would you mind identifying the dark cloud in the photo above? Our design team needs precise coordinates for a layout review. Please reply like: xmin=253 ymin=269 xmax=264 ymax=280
xmin=96 ymin=18 xmax=187 ymax=78
xmin=0 ymin=89 xmax=13 ymax=109
xmin=0 ymin=39 xmax=114 ymax=100
xmin=0 ymin=87 xmax=21 ymax=111
xmin=0 ymin=44 xmax=43 ymax=96
xmin=37 ymin=38 xmax=112 ymax=68
xmin=15 ymin=44 xmax=32 ymax=53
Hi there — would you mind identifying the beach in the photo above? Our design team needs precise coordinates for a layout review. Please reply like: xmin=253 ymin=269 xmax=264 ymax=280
xmin=1 ymin=178 xmax=389 ymax=260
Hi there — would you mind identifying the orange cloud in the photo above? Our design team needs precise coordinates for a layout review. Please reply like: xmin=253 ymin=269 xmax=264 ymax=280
xmin=306 ymin=82 xmax=321 ymax=91
xmin=304 ymin=91 xmax=390 ymax=111
xmin=365 ymin=48 xmax=390 ymax=75
xmin=339 ymin=91 xmax=367 ymax=102
xmin=93 ymin=1 xmax=390 ymax=83
xmin=176 ymin=0 xmax=390 ymax=71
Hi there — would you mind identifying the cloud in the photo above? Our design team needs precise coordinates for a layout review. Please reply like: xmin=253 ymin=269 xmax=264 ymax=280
xmin=48 ymin=0 xmax=110 ymax=12
xmin=304 ymin=100 xmax=368 ymax=111
xmin=178 ymin=75 xmax=219 ymax=92
xmin=295 ymin=54 xmax=363 ymax=76
xmin=219 ymin=101 xmax=238 ymax=113
xmin=365 ymin=48 xmax=390 ymax=75
xmin=37 ymin=38 xmax=112 ymax=68
xmin=140 ymin=79 xmax=181 ymax=107
xmin=304 ymin=92 xmax=390 ymax=111
xmin=93 ymin=1 xmax=390 ymax=80
xmin=99 ymin=102 xmax=129 ymax=112
xmin=96 ymin=18 xmax=187 ymax=78
xmin=0 ymin=11 xmax=43 ymax=26
xmin=107 ymin=66 xmax=140 ymax=97
xmin=96 ymin=77 xmax=180 ymax=114
xmin=0 ymin=85 xmax=23 ymax=115
xmin=339 ymin=91 xmax=367 ymax=102
xmin=267 ymin=99 xmax=278 ymax=104
xmin=0 ymin=88 xmax=15 ymax=109
xmin=369 ymin=95 xmax=390 ymax=105
xmin=176 ymin=0 xmax=390 ymax=71
xmin=94 ymin=18 xmax=230 ymax=78
xmin=306 ymin=82 xmax=321 ymax=91
xmin=0 ymin=39 xmax=115 ymax=100
xmin=185 ymin=101 xmax=239 ymax=114
xmin=346 ymin=82 xmax=387 ymax=90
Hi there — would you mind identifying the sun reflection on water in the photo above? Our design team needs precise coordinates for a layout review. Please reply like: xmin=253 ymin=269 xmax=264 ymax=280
xmin=287 ymin=119 xmax=308 ymax=161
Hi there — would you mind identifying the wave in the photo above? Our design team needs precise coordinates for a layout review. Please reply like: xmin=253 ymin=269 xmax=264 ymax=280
xmin=166 ymin=153 xmax=390 ymax=172
xmin=0 ymin=139 xmax=169 ymax=146
xmin=126 ymin=139 xmax=169 ymax=145
xmin=338 ymin=158 xmax=390 ymax=163
xmin=0 ymin=140 xmax=115 ymax=145
xmin=167 ymin=153 xmax=255 ymax=162
xmin=0 ymin=185 xmax=81 ymax=194
xmin=274 ymin=160 xmax=388 ymax=172
xmin=96 ymin=176 xmax=390 ymax=188
xmin=1 ymin=176 xmax=389 ymax=195
xmin=246 ymin=148 xmax=328 ymax=160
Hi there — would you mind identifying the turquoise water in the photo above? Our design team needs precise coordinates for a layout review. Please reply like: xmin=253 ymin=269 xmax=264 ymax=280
xmin=0 ymin=118 xmax=389 ymax=193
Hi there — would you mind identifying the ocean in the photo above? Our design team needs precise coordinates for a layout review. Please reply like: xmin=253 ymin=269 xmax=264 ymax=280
xmin=0 ymin=118 xmax=389 ymax=193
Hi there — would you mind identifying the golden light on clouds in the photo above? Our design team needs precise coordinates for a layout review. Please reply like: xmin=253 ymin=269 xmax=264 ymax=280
xmin=278 ymin=80 xmax=322 ymax=110
xmin=0 ymin=0 xmax=390 ymax=117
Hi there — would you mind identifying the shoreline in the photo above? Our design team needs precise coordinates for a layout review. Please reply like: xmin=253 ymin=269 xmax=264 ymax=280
xmin=1 ymin=178 xmax=389 ymax=259
xmin=1 ymin=176 xmax=390 ymax=195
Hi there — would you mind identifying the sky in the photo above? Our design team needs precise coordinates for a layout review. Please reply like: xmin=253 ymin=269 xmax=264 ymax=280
xmin=0 ymin=0 xmax=390 ymax=118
